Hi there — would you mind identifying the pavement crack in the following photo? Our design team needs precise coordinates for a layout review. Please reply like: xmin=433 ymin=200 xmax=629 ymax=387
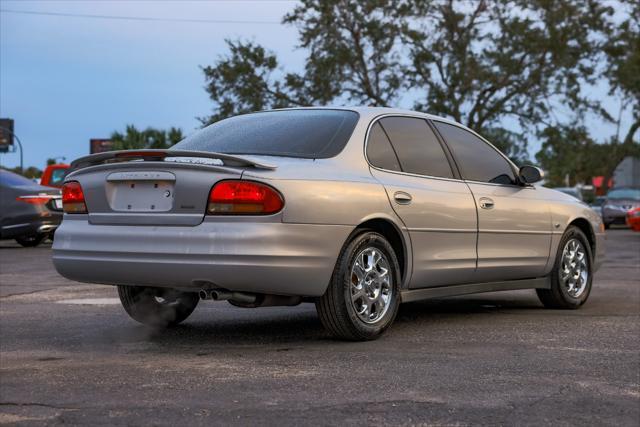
xmin=0 ymin=289 xmax=56 ymax=299
xmin=0 ymin=402 xmax=75 ymax=410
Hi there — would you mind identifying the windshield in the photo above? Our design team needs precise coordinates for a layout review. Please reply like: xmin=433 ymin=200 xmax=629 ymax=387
xmin=173 ymin=109 xmax=359 ymax=159
xmin=607 ymin=188 xmax=640 ymax=200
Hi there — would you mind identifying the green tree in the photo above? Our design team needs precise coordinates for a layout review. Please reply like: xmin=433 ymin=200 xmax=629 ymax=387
xmin=1 ymin=165 xmax=42 ymax=179
xmin=536 ymin=125 xmax=599 ymax=187
xmin=597 ymin=1 xmax=640 ymax=189
xmin=110 ymin=125 xmax=184 ymax=151
xmin=536 ymin=1 xmax=639 ymax=188
xmin=200 ymin=0 xmax=612 ymax=165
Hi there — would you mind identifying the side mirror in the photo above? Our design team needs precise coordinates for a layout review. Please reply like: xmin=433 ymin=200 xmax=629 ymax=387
xmin=518 ymin=165 xmax=544 ymax=184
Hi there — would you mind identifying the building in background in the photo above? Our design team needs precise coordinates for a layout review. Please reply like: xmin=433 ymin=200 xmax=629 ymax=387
xmin=614 ymin=157 xmax=640 ymax=188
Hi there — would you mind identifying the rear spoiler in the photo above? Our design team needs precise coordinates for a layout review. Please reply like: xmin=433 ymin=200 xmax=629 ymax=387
xmin=69 ymin=149 xmax=277 ymax=171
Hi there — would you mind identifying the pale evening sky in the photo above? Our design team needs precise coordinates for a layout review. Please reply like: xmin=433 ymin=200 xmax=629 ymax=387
xmin=0 ymin=0 xmax=628 ymax=170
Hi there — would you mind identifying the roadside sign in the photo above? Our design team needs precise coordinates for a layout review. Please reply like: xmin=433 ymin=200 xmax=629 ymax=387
xmin=0 ymin=118 xmax=14 ymax=153
xmin=90 ymin=138 xmax=114 ymax=154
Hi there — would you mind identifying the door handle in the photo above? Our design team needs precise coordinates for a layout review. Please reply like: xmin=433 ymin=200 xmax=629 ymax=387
xmin=479 ymin=197 xmax=494 ymax=210
xmin=393 ymin=191 xmax=412 ymax=205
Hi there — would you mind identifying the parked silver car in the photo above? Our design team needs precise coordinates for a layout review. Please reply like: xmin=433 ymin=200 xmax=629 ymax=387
xmin=602 ymin=187 xmax=640 ymax=228
xmin=53 ymin=108 xmax=605 ymax=340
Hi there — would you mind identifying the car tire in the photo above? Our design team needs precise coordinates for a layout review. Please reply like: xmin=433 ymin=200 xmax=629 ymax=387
xmin=604 ymin=222 xmax=611 ymax=230
xmin=316 ymin=231 xmax=401 ymax=341
xmin=15 ymin=234 xmax=45 ymax=247
xmin=117 ymin=286 xmax=199 ymax=327
xmin=536 ymin=226 xmax=593 ymax=309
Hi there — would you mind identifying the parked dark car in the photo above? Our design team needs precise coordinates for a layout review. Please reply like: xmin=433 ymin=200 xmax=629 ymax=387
xmin=0 ymin=169 xmax=63 ymax=246
xmin=602 ymin=187 xmax=640 ymax=229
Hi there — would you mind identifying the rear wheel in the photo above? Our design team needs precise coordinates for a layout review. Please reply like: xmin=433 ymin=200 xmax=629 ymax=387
xmin=117 ymin=286 xmax=199 ymax=327
xmin=537 ymin=226 xmax=593 ymax=309
xmin=15 ymin=234 xmax=45 ymax=247
xmin=316 ymin=231 xmax=401 ymax=341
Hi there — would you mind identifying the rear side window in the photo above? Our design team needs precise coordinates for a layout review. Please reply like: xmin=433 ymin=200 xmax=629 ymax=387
xmin=173 ymin=110 xmax=359 ymax=159
xmin=366 ymin=123 xmax=401 ymax=171
xmin=433 ymin=122 xmax=517 ymax=185
xmin=378 ymin=117 xmax=453 ymax=178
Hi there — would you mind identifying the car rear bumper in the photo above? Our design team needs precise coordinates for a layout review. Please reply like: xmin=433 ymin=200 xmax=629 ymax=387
xmin=602 ymin=209 xmax=629 ymax=224
xmin=1 ymin=217 xmax=61 ymax=240
xmin=52 ymin=217 xmax=352 ymax=297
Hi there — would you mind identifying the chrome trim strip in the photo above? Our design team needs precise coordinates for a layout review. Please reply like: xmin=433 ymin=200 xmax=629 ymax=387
xmin=407 ymin=227 xmax=475 ymax=233
xmin=478 ymin=229 xmax=552 ymax=235
xmin=1 ymin=223 xmax=30 ymax=230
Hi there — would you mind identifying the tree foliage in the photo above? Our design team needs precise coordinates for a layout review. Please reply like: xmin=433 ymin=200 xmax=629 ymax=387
xmin=1 ymin=165 xmax=42 ymax=179
xmin=201 ymin=0 xmax=637 ymax=172
xmin=536 ymin=1 xmax=640 ymax=187
xmin=111 ymin=125 xmax=184 ymax=151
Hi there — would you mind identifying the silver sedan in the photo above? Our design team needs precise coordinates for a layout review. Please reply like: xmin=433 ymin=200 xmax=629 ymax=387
xmin=53 ymin=107 xmax=605 ymax=340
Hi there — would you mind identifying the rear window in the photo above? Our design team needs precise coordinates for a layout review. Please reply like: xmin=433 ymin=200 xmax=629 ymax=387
xmin=50 ymin=168 xmax=68 ymax=185
xmin=173 ymin=110 xmax=359 ymax=159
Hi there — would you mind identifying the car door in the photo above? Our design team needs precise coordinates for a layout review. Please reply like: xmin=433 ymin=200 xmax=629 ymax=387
xmin=432 ymin=120 xmax=552 ymax=282
xmin=367 ymin=116 xmax=478 ymax=288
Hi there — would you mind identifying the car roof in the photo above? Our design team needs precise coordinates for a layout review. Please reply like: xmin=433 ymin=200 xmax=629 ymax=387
xmin=262 ymin=106 xmax=460 ymax=125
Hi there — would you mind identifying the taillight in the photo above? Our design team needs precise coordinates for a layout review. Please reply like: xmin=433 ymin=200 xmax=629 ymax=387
xmin=16 ymin=195 xmax=54 ymax=205
xmin=207 ymin=180 xmax=284 ymax=215
xmin=62 ymin=181 xmax=88 ymax=214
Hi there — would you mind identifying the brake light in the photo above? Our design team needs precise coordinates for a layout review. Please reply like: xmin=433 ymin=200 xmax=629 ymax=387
xmin=208 ymin=180 xmax=284 ymax=215
xmin=62 ymin=181 xmax=88 ymax=213
xmin=114 ymin=151 xmax=168 ymax=159
xmin=16 ymin=195 xmax=54 ymax=205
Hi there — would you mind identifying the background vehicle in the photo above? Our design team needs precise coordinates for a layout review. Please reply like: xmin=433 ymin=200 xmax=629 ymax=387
xmin=53 ymin=107 xmax=605 ymax=340
xmin=626 ymin=207 xmax=640 ymax=231
xmin=590 ymin=196 xmax=606 ymax=218
xmin=40 ymin=163 xmax=70 ymax=188
xmin=602 ymin=187 xmax=640 ymax=229
xmin=0 ymin=169 xmax=62 ymax=246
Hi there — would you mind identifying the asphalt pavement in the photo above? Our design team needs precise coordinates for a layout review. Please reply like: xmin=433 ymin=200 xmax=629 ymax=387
xmin=0 ymin=229 xmax=638 ymax=426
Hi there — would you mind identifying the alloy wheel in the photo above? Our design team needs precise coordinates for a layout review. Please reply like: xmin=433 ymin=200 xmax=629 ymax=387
xmin=560 ymin=238 xmax=589 ymax=298
xmin=349 ymin=247 xmax=393 ymax=324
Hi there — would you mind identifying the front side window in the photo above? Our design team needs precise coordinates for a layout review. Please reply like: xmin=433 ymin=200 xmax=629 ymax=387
xmin=173 ymin=109 xmax=359 ymax=159
xmin=433 ymin=122 xmax=516 ymax=185
xmin=376 ymin=117 xmax=453 ymax=178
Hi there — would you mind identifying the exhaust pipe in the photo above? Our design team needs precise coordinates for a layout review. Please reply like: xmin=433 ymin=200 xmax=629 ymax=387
xmin=210 ymin=289 xmax=233 ymax=301
xmin=199 ymin=289 xmax=213 ymax=300
xmin=199 ymin=288 xmax=258 ymax=304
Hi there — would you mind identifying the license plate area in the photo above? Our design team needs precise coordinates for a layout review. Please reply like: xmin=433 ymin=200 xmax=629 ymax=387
xmin=106 ymin=171 xmax=175 ymax=212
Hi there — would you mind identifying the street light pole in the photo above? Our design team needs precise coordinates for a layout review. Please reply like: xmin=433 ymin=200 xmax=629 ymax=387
xmin=0 ymin=126 xmax=23 ymax=173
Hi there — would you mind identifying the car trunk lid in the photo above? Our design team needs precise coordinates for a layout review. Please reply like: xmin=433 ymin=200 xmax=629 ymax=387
xmin=66 ymin=150 xmax=275 ymax=226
